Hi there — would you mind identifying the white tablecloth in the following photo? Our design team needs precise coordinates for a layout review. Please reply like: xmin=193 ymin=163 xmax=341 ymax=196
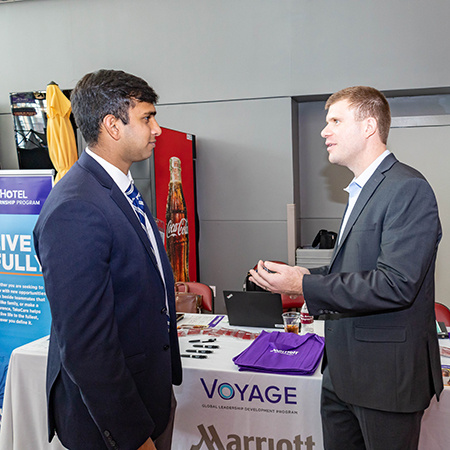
xmin=0 ymin=318 xmax=449 ymax=449
xmin=173 ymin=320 xmax=324 ymax=448
xmin=0 ymin=336 xmax=66 ymax=450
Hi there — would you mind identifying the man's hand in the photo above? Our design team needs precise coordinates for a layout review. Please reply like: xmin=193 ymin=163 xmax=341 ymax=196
xmin=249 ymin=260 xmax=310 ymax=296
xmin=138 ymin=437 xmax=157 ymax=450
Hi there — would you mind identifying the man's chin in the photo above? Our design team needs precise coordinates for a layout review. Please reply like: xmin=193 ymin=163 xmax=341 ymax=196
xmin=137 ymin=150 xmax=153 ymax=162
xmin=328 ymin=154 xmax=343 ymax=167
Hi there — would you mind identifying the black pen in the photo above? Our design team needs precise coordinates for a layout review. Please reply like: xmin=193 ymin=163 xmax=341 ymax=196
xmin=186 ymin=349 xmax=213 ymax=354
xmin=193 ymin=344 xmax=219 ymax=349
xmin=181 ymin=354 xmax=207 ymax=359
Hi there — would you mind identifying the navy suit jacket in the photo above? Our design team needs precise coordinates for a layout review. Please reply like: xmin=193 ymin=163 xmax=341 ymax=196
xmin=304 ymin=154 xmax=443 ymax=413
xmin=33 ymin=151 xmax=182 ymax=449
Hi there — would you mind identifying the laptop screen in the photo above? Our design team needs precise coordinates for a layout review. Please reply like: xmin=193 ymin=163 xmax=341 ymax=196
xmin=223 ymin=291 xmax=283 ymax=328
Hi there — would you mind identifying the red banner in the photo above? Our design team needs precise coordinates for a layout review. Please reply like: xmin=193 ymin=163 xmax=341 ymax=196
xmin=154 ymin=128 xmax=198 ymax=282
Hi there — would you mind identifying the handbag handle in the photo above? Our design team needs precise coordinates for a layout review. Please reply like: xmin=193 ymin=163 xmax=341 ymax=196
xmin=175 ymin=282 xmax=189 ymax=293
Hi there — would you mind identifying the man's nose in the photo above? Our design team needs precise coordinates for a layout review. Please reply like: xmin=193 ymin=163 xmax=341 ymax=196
xmin=152 ymin=118 xmax=162 ymax=136
xmin=321 ymin=124 xmax=330 ymax=138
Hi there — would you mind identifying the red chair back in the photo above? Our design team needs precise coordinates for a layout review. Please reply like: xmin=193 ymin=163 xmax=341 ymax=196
xmin=281 ymin=294 xmax=304 ymax=311
xmin=435 ymin=302 xmax=450 ymax=327
xmin=176 ymin=281 xmax=214 ymax=312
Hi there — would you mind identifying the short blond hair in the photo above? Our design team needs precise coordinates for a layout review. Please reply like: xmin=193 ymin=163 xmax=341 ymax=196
xmin=325 ymin=86 xmax=391 ymax=145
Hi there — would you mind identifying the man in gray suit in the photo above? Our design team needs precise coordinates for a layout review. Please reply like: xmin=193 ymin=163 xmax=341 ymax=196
xmin=250 ymin=86 xmax=443 ymax=449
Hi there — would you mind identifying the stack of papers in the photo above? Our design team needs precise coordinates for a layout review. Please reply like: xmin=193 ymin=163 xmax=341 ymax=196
xmin=233 ymin=331 xmax=325 ymax=376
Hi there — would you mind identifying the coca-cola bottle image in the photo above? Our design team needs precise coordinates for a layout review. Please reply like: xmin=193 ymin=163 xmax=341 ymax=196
xmin=165 ymin=156 xmax=189 ymax=282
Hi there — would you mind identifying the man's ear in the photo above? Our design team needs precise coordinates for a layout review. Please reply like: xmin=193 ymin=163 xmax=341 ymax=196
xmin=364 ymin=117 xmax=378 ymax=140
xmin=102 ymin=114 xmax=121 ymax=141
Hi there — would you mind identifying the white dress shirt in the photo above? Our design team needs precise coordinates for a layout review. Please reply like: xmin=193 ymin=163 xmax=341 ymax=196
xmin=338 ymin=150 xmax=391 ymax=244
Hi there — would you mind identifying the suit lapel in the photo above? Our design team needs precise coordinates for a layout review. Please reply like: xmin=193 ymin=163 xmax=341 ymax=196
xmin=328 ymin=154 xmax=397 ymax=270
xmin=78 ymin=151 xmax=162 ymax=275
xmin=110 ymin=187 xmax=161 ymax=270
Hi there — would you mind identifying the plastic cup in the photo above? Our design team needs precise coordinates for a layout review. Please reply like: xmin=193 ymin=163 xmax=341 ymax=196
xmin=282 ymin=311 xmax=301 ymax=334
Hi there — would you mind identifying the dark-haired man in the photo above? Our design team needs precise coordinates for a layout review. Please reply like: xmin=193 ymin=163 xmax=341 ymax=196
xmin=250 ymin=86 xmax=442 ymax=449
xmin=34 ymin=69 xmax=182 ymax=450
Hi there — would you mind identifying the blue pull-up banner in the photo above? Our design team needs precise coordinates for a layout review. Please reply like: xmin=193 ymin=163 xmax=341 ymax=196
xmin=0 ymin=170 xmax=53 ymax=406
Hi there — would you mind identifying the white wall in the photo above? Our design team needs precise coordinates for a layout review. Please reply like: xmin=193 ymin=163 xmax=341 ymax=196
xmin=1 ymin=0 xmax=450 ymax=310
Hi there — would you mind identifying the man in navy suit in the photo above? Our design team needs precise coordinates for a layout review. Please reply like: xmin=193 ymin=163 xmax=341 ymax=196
xmin=34 ymin=69 xmax=182 ymax=450
xmin=250 ymin=86 xmax=442 ymax=449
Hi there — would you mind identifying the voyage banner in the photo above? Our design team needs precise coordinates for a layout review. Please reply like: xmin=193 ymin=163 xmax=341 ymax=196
xmin=0 ymin=170 xmax=53 ymax=357
xmin=172 ymin=367 xmax=323 ymax=449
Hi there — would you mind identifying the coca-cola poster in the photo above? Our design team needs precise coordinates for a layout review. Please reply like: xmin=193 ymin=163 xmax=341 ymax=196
xmin=154 ymin=128 xmax=198 ymax=282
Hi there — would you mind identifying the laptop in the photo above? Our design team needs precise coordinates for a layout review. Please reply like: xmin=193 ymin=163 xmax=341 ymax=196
xmin=223 ymin=290 xmax=284 ymax=328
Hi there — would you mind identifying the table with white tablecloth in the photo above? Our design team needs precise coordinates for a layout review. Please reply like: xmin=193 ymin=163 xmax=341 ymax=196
xmin=0 ymin=336 xmax=63 ymax=450
xmin=0 ymin=317 xmax=449 ymax=450
xmin=173 ymin=318 xmax=324 ymax=449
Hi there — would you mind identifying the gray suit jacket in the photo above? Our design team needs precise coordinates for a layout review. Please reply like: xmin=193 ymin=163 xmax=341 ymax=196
xmin=303 ymin=153 xmax=443 ymax=413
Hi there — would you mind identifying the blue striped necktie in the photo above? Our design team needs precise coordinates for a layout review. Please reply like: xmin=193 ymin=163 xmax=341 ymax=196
xmin=126 ymin=183 xmax=167 ymax=328
xmin=125 ymin=182 xmax=148 ymax=232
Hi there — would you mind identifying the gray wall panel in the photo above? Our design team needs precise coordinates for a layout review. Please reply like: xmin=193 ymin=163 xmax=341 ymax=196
xmin=0 ymin=114 xmax=16 ymax=169
xmin=2 ymin=1 xmax=450 ymax=114
xmin=289 ymin=1 xmax=450 ymax=96
xmin=199 ymin=220 xmax=289 ymax=313
xmin=158 ymin=98 xmax=294 ymax=222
